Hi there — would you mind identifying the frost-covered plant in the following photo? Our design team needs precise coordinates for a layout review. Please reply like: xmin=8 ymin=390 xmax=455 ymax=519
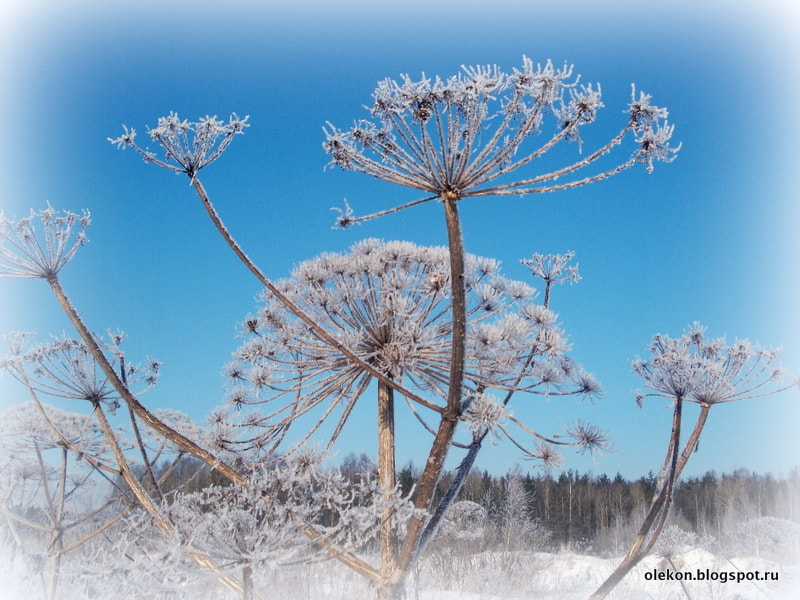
xmin=0 ymin=333 xmax=258 ymax=598
xmin=108 ymin=112 xmax=249 ymax=178
xmin=434 ymin=500 xmax=488 ymax=545
xmin=520 ymin=250 xmax=581 ymax=306
xmin=653 ymin=525 xmax=699 ymax=600
xmin=415 ymin=252 xmax=603 ymax=565
xmin=165 ymin=459 xmax=354 ymax=599
xmin=495 ymin=471 xmax=542 ymax=555
xmin=2 ymin=333 xmax=176 ymax=504
xmin=653 ymin=524 xmax=696 ymax=567
xmin=0 ymin=207 xmax=380 ymax=597
xmin=321 ymin=58 xmax=672 ymax=598
xmin=110 ymin=114 xmax=434 ymax=461
xmin=0 ymin=209 xmax=243 ymax=485
xmin=728 ymin=517 xmax=800 ymax=563
xmin=0 ymin=206 xmax=90 ymax=280
xmin=465 ymin=470 xmax=556 ymax=584
xmin=0 ymin=402 xmax=123 ymax=600
xmin=1 ymin=334 xmax=160 ymax=412
xmin=590 ymin=324 xmax=798 ymax=599
xmin=95 ymin=451 xmax=420 ymax=600
xmin=105 ymin=57 xmax=676 ymax=597
xmin=63 ymin=509 xmax=217 ymax=600
xmin=323 ymin=56 xmax=678 ymax=219
xmin=220 ymin=239 xmax=581 ymax=458
xmin=219 ymin=239 xmax=597 ymax=593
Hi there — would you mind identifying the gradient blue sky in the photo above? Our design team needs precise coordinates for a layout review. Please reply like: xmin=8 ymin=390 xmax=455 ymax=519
xmin=1 ymin=0 xmax=798 ymax=480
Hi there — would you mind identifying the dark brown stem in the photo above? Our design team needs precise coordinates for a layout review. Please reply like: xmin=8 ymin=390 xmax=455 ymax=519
xmin=395 ymin=192 xmax=467 ymax=584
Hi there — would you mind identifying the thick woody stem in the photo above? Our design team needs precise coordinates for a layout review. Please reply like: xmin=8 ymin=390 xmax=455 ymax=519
xmin=395 ymin=192 xmax=467 ymax=581
xmin=378 ymin=379 xmax=398 ymax=580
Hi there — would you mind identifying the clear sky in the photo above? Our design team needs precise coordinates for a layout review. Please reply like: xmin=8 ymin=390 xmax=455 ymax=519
xmin=1 ymin=0 xmax=798 ymax=480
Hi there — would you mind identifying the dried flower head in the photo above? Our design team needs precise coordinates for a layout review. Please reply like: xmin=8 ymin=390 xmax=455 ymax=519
xmin=0 ymin=401 xmax=111 ymax=459
xmin=565 ymin=419 xmax=611 ymax=455
xmin=520 ymin=251 xmax=581 ymax=286
xmin=460 ymin=391 xmax=509 ymax=440
xmin=323 ymin=56 xmax=679 ymax=225
xmin=109 ymin=112 xmax=249 ymax=177
xmin=633 ymin=322 xmax=795 ymax=406
xmin=1 ymin=334 xmax=160 ymax=410
xmin=0 ymin=206 xmax=90 ymax=279
xmin=218 ymin=239 xmax=572 ymax=458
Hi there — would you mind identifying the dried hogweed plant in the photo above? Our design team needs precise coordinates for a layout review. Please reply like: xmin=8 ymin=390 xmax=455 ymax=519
xmin=323 ymin=57 xmax=678 ymax=223
xmin=0 ymin=209 xmax=378 ymax=596
xmin=0 ymin=329 xmax=266 ymax=596
xmin=219 ymin=239 xmax=582 ymax=458
xmin=590 ymin=323 xmax=797 ymax=599
xmin=103 ymin=56 xmax=678 ymax=599
xmin=218 ymin=239 xmax=603 ymax=588
xmin=320 ymin=58 xmax=676 ymax=596
xmin=0 ymin=207 xmax=241 ymax=484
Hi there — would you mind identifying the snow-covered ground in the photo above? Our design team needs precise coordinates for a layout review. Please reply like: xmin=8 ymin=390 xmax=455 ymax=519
xmin=4 ymin=545 xmax=797 ymax=599
xmin=411 ymin=549 xmax=800 ymax=599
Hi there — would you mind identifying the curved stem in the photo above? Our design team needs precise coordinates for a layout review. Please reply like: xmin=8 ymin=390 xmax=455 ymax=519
xmin=46 ymin=274 xmax=381 ymax=583
xmin=189 ymin=176 xmax=443 ymax=416
xmin=589 ymin=396 xmax=686 ymax=600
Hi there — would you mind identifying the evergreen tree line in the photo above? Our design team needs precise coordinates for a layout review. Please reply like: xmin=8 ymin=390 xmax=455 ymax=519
xmin=336 ymin=454 xmax=800 ymax=558
xmin=132 ymin=453 xmax=800 ymax=563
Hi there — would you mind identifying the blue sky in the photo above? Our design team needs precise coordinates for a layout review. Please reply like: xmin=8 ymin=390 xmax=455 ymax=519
xmin=1 ymin=0 xmax=798 ymax=480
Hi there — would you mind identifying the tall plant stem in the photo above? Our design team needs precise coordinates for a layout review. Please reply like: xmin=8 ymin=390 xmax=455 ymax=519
xmin=377 ymin=379 xmax=398 ymax=598
xmin=589 ymin=400 xmax=713 ymax=600
xmin=395 ymin=192 xmax=467 ymax=583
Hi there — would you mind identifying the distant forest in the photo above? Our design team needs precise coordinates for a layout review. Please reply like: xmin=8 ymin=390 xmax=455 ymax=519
xmin=155 ymin=453 xmax=800 ymax=561
xmin=356 ymin=454 xmax=800 ymax=557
